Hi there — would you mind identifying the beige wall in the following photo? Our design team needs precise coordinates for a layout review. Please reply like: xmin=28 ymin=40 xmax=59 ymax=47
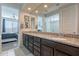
xmin=60 ymin=4 xmax=78 ymax=34
xmin=0 ymin=6 xmax=2 ymax=53
xmin=77 ymin=4 xmax=79 ymax=34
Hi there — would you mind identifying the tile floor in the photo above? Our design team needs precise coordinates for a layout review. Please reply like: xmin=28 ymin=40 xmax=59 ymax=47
xmin=0 ymin=41 xmax=33 ymax=56
xmin=2 ymin=41 xmax=18 ymax=51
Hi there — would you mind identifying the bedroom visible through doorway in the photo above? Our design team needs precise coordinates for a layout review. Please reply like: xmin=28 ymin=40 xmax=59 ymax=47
xmin=1 ymin=6 xmax=19 ymax=51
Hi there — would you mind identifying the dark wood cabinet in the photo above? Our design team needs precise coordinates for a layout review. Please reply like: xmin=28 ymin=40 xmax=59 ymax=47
xmin=34 ymin=49 xmax=40 ymax=56
xmin=23 ymin=33 xmax=79 ymax=56
xmin=34 ymin=45 xmax=40 ymax=56
xmin=29 ymin=35 xmax=34 ymax=43
xmin=23 ymin=34 xmax=29 ymax=48
xmin=41 ymin=38 xmax=54 ymax=56
xmin=34 ymin=37 xmax=41 ymax=48
xmin=34 ymin=45 xmax=40 ymax=52
xmin=29 ymin=42 xmax=34 ymax=53
xmin=54 ymin=48 xmax=68 ymax=56
xmin=25 ymin=35 xmax=29 ymax=48
xmin=34 ymin=37 xmax=40 ymax=43
xmin=23 ymin=34 xmax=26 ymax=46
xmin=41 ymin=45 xmax=53 ymax=56
xmin=54 ymin=42 xmax=79 ymax=56
xmin=33 ymin=37 xmax=41 ymax=56
xmin=28 ymin=35 xmax=34 ymax=53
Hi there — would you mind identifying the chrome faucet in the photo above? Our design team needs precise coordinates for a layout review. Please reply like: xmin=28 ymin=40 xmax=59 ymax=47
xmin=72 ymin=32 xmax=76 ymax=38
xmin=59 ymin=32 xmax=64 ymax=38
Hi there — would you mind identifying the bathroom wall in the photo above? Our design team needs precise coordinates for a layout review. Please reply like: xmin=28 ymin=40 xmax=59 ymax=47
xmin=76 ymin=4 xmax=79 ymax=34
xmin=0 ymin=6 xmax=2 ymax=53
xmin=60 ymin=4 xmax=78 ymax=34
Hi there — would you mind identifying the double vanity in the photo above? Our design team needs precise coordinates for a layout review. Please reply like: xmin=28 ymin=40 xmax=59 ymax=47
xmin=22 ymin=32 xmax=79 ymax=56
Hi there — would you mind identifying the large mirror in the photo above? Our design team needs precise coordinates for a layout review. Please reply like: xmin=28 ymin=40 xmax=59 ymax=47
xmin=37 ymin=4 xmax=79 ymax=34
xmin=31 ymin=17 xmax=35 ymax=30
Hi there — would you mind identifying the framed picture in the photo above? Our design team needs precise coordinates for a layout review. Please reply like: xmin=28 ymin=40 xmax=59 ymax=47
xmin=24 ymin=15 xmax=30 ymax=28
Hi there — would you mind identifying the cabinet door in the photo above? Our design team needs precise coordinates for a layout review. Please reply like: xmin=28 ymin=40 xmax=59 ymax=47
xmin=34 ymin=37 xmax=40 ymax=43
xmin=34 ymin=45 xmax=40 ymax=52
xmin=54 ymin=49 xmax=68 ymax=56
xmin=29 ymin=35 xmax=34 ymax=43
xmin=34 ymin=49 xmax=40 ymax=56
xmin=34 ymin=41 xmax=40 ymax=47
xmin=55 ymin=42 xmax=79 ymax=56
xmin=34 ymin=45 xmax=40 ymax=56
xmin=41 ymin=45 xmax=53 ymax=56
xmin=29 ymin=42 xmax=34 ymax=53
xmin=23 ymin=34 xmax=26 ymax=46
xmin=24 ymin=35 xmax=29 ymax=48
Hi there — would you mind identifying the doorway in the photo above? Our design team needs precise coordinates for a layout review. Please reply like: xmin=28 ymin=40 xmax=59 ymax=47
xmin=2 ymin=17 xmax=19 ymax=51
xmin=1 ymin=6 xmax=19 ymax=51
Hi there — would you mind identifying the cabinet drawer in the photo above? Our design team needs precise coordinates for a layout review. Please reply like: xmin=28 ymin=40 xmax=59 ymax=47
xmin=25 ymin=36 xmax=29 ymax=40
xmin=41 ymin=39 xmax=56 ymax=47
xmin=54 ymin=49 xmax=68 ymax=56
xmin=34 ymin=50 xmax=40 ymax=56
xmin=55 ymin=43 xmax=79 ymax=56
xmin=25 ymin=40 xmax=29 ymax=47
xmin=34 ymin=37 xmax=40 ymax=42
xmin=29 ymin=38 xmax=34 ymax=43
xmin=41 ymin=45 xmax=53 ymax=56
xmin=29 ymin=40 xmax=33 ymax=43
xmin=34 ymin=42 xmax=40 ymax=47
xmin=29 ymin=42 xmax=33 ymax=47
xmin=29 ymin=46 xmax=33 ymax=53
xmin=29 ymin=43 xmax=33 ymax=52
xmin=34 ymin=45 xmax=40 ymax=52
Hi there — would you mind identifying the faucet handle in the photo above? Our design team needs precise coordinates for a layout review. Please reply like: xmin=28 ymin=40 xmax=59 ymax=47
xmin=72 ymin=32 xmax=76 ymax=38
xmin=73 ymin=32 xmax=76 ymax=34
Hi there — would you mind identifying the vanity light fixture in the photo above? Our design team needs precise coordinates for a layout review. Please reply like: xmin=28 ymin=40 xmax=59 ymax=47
xmin=44 ymin=5 xmax=48 ymax=8
xmin=35 ymin=10 xmax=38 ymax=13
xmin=28 ymin=8 xmax=31 ymax=10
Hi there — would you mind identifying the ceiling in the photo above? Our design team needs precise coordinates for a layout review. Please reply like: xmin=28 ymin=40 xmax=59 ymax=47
xmin=1 ymin=3 xmax=24 ymax=10
xmin=22 ymin=3 xmax=71 ymax=15
xmin=0 ymin=3 xmax=71 ymax=15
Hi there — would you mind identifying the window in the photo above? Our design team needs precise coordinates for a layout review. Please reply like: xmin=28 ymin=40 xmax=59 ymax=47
xmin=5 ymin=19 xmax=13 ymax=33
xmin=12 ymin=20 xmax=18 ymax=33
xmin=3 ymin=18 xmax=18 ymax=33
xmin=2 ymin=6 xmax=19 ymax=33
xmin=31 ymin=17 xmax=35 ymax=29
xmin=46 ymin=16 xmax=51 ymax=32
xmin=38 ymin=16 xmax=43 ymax=32
xmin=46 ymin=13 xmax=59 ymax=33
xmin=2 ymin=6 xmax=19 ymax=19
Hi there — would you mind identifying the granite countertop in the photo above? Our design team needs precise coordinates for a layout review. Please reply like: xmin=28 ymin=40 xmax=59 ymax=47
xmin=23 ymin=32 xmax=79 ymax=48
